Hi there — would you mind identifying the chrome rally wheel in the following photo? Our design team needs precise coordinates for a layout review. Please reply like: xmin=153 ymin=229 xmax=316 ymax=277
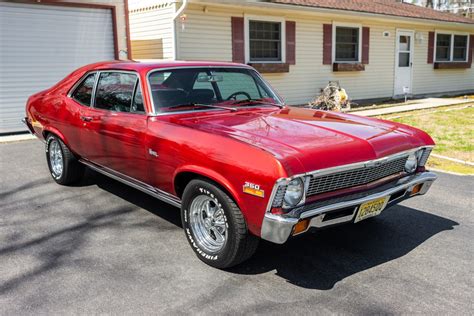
xmin=181 ymin=179 xmax=259 ymax=269
xmin=189 ymin=195 xmax=227 ymax=253
xmin=45 ymin=134 xmax=84 ymax=185
xmin=48 ymin=138 xmax=64 ymax=179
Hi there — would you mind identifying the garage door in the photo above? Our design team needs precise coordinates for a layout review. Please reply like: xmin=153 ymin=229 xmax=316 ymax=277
xmin=0 ymin=2 xmax=115 ymax=134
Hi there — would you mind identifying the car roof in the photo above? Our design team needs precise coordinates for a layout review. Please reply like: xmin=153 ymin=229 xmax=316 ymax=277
xmin=88 ymin=60 xmax=252 ymax=73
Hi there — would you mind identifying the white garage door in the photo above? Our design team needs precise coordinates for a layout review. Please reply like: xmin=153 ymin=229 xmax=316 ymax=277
xmin=0 ymin=2 xmax=115 ymax=134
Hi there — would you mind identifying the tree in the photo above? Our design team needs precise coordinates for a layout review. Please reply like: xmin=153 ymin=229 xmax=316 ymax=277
xmin=410 ymin=0 xmax=473 ymax=19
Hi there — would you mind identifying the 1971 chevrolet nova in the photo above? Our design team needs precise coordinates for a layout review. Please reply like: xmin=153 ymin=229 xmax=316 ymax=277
xmin=24 ymin=61 xmax=437 ymax=268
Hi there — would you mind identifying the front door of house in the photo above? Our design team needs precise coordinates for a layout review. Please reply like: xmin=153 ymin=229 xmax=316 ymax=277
xmin=394 ymin=30 xmax=414 ymax=96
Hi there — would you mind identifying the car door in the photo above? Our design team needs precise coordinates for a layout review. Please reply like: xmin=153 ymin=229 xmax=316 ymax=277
xmin=64 ymin=72 xmax=102 ymax=158
xmin=88 ymin=71 xmax=149 ymax=183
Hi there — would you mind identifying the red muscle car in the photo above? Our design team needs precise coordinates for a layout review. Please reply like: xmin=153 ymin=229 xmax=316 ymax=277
xmin=24 ymin=61 xmax=437 ymax=268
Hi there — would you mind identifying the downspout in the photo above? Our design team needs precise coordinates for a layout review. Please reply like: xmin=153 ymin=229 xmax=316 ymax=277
xmin=172 ymin=0 xmax=189 ymax=60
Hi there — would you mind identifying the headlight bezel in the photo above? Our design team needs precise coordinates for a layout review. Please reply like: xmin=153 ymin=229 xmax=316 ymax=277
xmin=282 ymin=177 xmax=305 ymax=209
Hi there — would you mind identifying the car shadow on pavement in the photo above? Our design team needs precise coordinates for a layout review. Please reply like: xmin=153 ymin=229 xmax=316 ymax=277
xmin=0 ymin=170 xmax=182 ymax=296
xmin=229 ymin=206 xmax=458 ymax=290
xmin=77 ymin=168 xmax=182 ymax=228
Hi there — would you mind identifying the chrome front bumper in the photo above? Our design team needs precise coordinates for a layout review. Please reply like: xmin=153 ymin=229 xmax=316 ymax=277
xmin=260 ymin=171 xmax=437 ymax=244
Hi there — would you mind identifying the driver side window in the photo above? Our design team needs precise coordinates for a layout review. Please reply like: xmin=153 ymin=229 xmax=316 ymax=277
xmin=215 ymin=72 xmax=260 ymax=100
xmin=95 ymin=72 xmax=137 ymax=112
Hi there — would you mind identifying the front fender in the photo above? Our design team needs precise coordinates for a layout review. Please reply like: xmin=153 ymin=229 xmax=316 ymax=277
xmin=173 ymin=165 xmax=244 ymax=210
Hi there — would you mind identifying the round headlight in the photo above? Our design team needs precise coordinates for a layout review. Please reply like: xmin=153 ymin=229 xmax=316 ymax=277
xmin=405 ymin=153 xmax=418 ymax=173
xmin=283 ymin=178 xmax=304 ymax=208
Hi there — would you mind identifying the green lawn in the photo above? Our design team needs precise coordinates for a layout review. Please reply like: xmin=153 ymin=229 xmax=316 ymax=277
xmin=378 ymin=105 xmax=474 ymax=175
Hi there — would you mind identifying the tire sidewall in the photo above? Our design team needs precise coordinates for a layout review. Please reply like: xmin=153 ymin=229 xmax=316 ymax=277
xmin=181 ymin=181 xmax=237 ymax=267
xmin=45 ymin=135 xmax=66 ymax=183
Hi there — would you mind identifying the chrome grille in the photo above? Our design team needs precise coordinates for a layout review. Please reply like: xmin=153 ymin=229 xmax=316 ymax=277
xmin=272 ymin=185 xmax=287 ymax=207
xmin=418 ymin=148 xmax=432 ymax=166
xmin=306 ymin=156 xmax=408 ymax=197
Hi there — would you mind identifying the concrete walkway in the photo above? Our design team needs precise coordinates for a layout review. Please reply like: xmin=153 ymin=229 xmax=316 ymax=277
xmin=0 ymin=133 xmax=35 ymax=143
xmin=351 ymin=97 xmax=473 ymax=117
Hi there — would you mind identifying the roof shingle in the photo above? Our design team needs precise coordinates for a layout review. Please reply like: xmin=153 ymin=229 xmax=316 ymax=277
xmin=270 ymin=0 xmax=474 ymax=24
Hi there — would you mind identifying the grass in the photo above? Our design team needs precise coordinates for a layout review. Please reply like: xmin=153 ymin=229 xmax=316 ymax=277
xmin=426 ymin=156 xmax=474 ymax=175
xmin=378 ymin=104 xmax=474 ymax=175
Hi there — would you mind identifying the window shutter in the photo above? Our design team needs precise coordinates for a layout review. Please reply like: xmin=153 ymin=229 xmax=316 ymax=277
xmin=469 ymin=34 xmax=474 ymax=66
xmin=362 ymin=27 xmax=370 ymax=64
xmin=428 ymin=31 xmax=435 ymax=64
xmin=286 ymin=21 xmax=296 ymax=65
xmin=323 ymin=24 xmax=332 ymax=65
xmin=231 ymin=17 xmax=245 ymax=63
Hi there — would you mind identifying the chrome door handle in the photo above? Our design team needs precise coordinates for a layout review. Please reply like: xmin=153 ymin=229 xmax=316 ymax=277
xmin=80 ymin=116 xmax=93 ymax=122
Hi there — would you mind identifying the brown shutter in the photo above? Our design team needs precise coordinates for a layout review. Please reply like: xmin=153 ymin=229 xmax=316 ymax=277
xmin=428 ymin=31 xmax=435 ymax=64
xmin=323 ymin=24 xmax=332 ymax=65
xmin=469 ymin=34 xmax=474 ymax=66
xmin=286 ymin=21 xmax=296 ymax=65
xmin=231 ymin=17 xmax=245 ymax=64
xmin=362 ymin=27 xmax=370 ymax=64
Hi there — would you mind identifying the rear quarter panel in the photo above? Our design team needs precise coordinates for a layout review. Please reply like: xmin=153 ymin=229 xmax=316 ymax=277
xmin=25 ymin=67 xmax=87 ymax=147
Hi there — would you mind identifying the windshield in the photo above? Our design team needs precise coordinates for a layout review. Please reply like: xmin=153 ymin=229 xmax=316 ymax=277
xmin=148 ymin=67 xmax=283 ymax=113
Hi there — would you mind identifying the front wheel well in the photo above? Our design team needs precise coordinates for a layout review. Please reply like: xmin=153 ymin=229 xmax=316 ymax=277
xmin=174 ymin=172 xmax=238 ymax=205
xmin=174 ymin=172 xmax=206 ymax=199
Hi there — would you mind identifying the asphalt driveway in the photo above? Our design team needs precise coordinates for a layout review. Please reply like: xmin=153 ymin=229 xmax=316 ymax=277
xmin=1 ymin=140 xmax=472 ymax=314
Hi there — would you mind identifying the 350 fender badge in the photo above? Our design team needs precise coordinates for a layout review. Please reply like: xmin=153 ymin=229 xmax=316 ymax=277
xmin=243 ymin=182 xmax=265 ymax=198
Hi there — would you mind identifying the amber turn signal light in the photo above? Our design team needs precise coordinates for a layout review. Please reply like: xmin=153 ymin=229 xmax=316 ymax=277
xmin=411 ymin=184 xmax=423 ymax=196
xmin=293 ymin=219 xmax=310 ymax=235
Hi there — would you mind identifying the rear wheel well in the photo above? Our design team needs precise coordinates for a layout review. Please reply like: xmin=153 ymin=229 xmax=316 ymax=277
xmin=42 ymin=131 xmax=80 ymax=159
xmin=43 ymin=130 xmax=51 ymax=140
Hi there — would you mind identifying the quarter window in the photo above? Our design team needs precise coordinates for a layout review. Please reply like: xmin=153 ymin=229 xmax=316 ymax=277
xmin=249 ymin=20 xmax=282 ymax=62
xmin=95 ymin=72 xmax=137 ymax=112
xmin=435 ymin=33 xmax=469 ymax=62
xmin=335 ymin=26 xmax=360 ymax=62
xmin=71 ymin=73 xmax=96 ymax=106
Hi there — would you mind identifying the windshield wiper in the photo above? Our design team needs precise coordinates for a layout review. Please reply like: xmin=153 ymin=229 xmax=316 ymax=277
xmin=168 ymin=103 xmax=238 ymax=112
xmin=231 ymin=99 xmax=284 ymax=109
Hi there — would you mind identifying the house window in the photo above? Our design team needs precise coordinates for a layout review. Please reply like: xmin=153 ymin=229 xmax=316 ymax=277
xmin=249 ymin=20 xmax=282 ymax=62
xmin=335 ymin=26 xmax=360 ymax=62
xmin=435 ymin=33 xmax=469 ymax=62
xmin=436 ymin=34 xmax=451 ymax=61
xmin=453 ymin=35 xmax=468 ymax=61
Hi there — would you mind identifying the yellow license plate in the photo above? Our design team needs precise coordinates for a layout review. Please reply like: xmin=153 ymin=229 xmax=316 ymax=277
xmin=355 ymin=196 xmax=390 ymax=223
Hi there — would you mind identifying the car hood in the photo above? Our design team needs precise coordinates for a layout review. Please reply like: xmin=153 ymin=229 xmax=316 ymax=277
xmin=173 ymin=107 xmax=433 ymax=176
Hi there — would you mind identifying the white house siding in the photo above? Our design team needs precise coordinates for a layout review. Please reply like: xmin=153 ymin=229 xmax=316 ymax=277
xmin=129 ymin=1 xmax=176 ymax=60
xmin=175 ymin=3 xmax=473 ymax=105
xmin=412 ymin=27 xmax=474 ymax=95
xmin=176 ymin=7 xmax=233 ymax=61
